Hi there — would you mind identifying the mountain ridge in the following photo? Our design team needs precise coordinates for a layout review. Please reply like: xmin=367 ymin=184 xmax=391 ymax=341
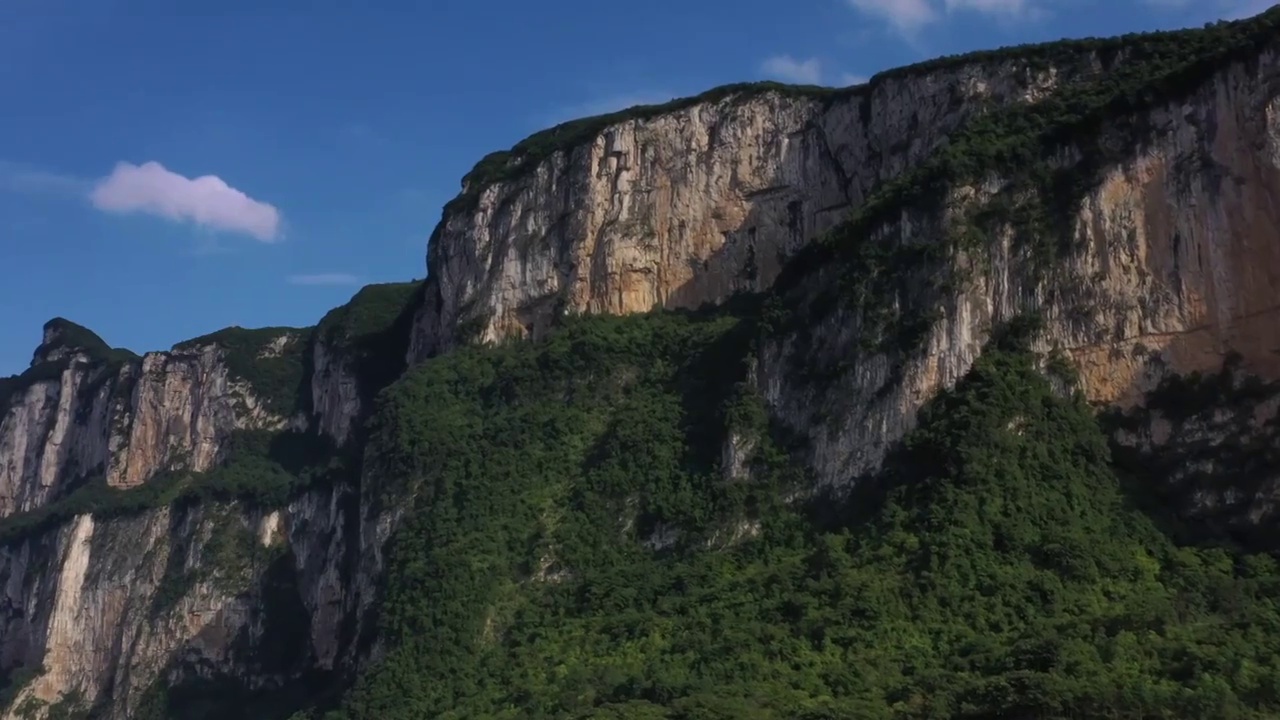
xmin=0 ymin=8 xmax=1277 ymax=718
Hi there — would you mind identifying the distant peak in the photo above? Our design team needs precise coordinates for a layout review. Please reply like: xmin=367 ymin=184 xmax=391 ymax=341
xmin=32 ymin=317 xmax=136 ymax=368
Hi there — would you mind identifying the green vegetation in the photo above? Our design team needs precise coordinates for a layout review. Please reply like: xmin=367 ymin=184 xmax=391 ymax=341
xmin=149 ymin=504 xmax=285 ymax=617
xmin=203 ymin=508 xmax=272 ymax=592
xmin=0 ymin=667 xmax=40 ymax=715
xmin=314 ymin=281 xmax=422 ymax=408
xmin=337 ymin=304 xmax=777 ymax=719
xmin=875 ymin=16 xmax=1256 ymax=82
xmin=0 ymin=430 xmax=349 ymax=549
xmin=0 ymin=318 xmax=139 ymax=414
xmin=269 ymin=309 xmax=1280 ymax=720
xmin=358 ymin=297 xmax=766 ymax=518
xmin=24 ymin=691 xmax=88 ymax=720
xmin=134 ymin=550 xmax=326 ymax=720
xmin=1105 ymin=353 xmax=1280 ymax=553
xmin=131 ymin=672 xmax=339 ymax=720
xmin=174 ymin=326 xmax=311 ymax=416
xmin=162 ymin=281 xmax=417 ymax=421
xmin=35 ymin=318 xmax=137 ymax=366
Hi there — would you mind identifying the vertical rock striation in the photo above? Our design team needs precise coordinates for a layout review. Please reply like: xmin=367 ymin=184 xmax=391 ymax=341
xmin=762 ymin=34 xmax=1280 ymax=491
xmin=406 ymin=55 xmax=1076 ymax=360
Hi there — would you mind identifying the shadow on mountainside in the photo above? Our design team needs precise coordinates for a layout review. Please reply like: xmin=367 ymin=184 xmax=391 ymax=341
xmin=122 ymin=549 xmax=345 ymax=720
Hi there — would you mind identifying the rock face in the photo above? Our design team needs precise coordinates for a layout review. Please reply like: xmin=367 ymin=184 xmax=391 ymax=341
xmin=763 ymin=39 xmax=1280 ymax=491
xmin=0 ymin=507 xmax=281 ymax=718
xmin=410 ymin=22 xmax=1280 ymax=496
xmin=0 ymin=324 xmax=382 ymax=719
xmin=1106 ymin=355 xmax=1280 ymax=547
xmin=407 ymin=58 xmax=1071 ymax=359
xmin=0 ymin=333 xmax=290 ymax=519
xmin=113 ymin=346 xmax=290 ymax=488
xmin=310 ymin=340 xmax=363 ymax=448
xmin=1061 ymin=54 xmax=1280 ymax=402
xmin=0 ymin=359 xmax=114 ymax=518
xmin=1 ymin=11 xmax=1279 ymax=719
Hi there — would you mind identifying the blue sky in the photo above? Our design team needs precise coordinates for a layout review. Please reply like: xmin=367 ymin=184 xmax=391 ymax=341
xmin=0 ymin=0 xmax=1272 ymax=375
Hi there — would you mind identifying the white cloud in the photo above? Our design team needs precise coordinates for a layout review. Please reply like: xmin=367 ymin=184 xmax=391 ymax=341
xmin=287 ymin=273 xmax=362 ymax=286
xmin=945 ymin=0 xmax=1032 ymax=16
xmin=847 ymin=0 xmax=1058 ymax=32
xmin=840 ymin=72 xmax=870 ymax=85
xmin=760 ymin=54 xmax=824 ymax=84
xmin=89 ymin=161 xmax=282 ymax=242
xmin=846 ymin=0 xmax=939 ymax=32
xmin=0 ymin=160 xmax=87 ymax=195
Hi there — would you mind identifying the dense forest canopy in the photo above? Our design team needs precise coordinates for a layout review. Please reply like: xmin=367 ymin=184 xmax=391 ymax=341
xmin=304 ymin=309 xmax=1280 ymax=720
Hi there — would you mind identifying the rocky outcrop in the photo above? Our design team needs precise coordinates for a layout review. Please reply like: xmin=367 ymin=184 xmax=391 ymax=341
xmin=0 ymin=478 xmax=381 ymax=720
xmin=0 ymin=325 xmax=364 ymax=718
xmin=111 ymin=345 xmax=290 ymax=488
xmin=310 ymin=341 xmax=362 ymax=448
xmin=761 ymin=36 xmax=1280 ymax=492
xmin=0 ymin=359 xmax=116 ymax=518
xmin=0 ymin=278 xmax=428 ymax=718
xmin=1063 ymin=61 xmax=1280 ymax=401
xmin=401 ymin=15 xmax=1278 ymax=509
xmin=311 ymin=281 xmax=419 ymax=448
xmin=1106 ymin=355 xmax=1280 ymax=547
xmin=401 ymin=16 xmax=1280 ymax=497
xmin=407 ymin=55 xmax=1075 ymax=360
xmin=0 ymin=331 xmax=296 ymax=519
xmin=0 ymin=506 xmax=286 ymax=719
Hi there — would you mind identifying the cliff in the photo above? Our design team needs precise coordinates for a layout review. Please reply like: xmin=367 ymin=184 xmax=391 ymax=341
xmin=407 ymin=12 xmax=1280 ymax=498
xmin=406 ymin=65 xmax=1065 ymax=358
xmin=0 ymin=8 xmax=1278 ymax=719
xmin=0 ymin=283 xmax=417 ymax=718
xmin=760 ymin=13 xmax=1280 ymax=491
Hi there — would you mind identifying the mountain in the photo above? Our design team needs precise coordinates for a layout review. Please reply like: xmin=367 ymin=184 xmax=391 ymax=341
xmin=1 ymin=9 xmax=1279 ymax=719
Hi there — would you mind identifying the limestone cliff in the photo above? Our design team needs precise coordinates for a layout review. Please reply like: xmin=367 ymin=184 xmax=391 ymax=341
xmin=761 ymin=17 xmax=1280 ymax=497
xmin=407 ymin=64 xmax=1066 ymax=359
xmin=0 ymin=320 xmax=299 ymax=521
xmin=0 ymin=8 xmax=1278 ymax=719
xmin=408 ymin=13 xmax=1280 ymax=504
xmin=310 ymin=282 xmax=420 ymax=448
xmin=0 ymin=290 xmax=414 ymax=718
